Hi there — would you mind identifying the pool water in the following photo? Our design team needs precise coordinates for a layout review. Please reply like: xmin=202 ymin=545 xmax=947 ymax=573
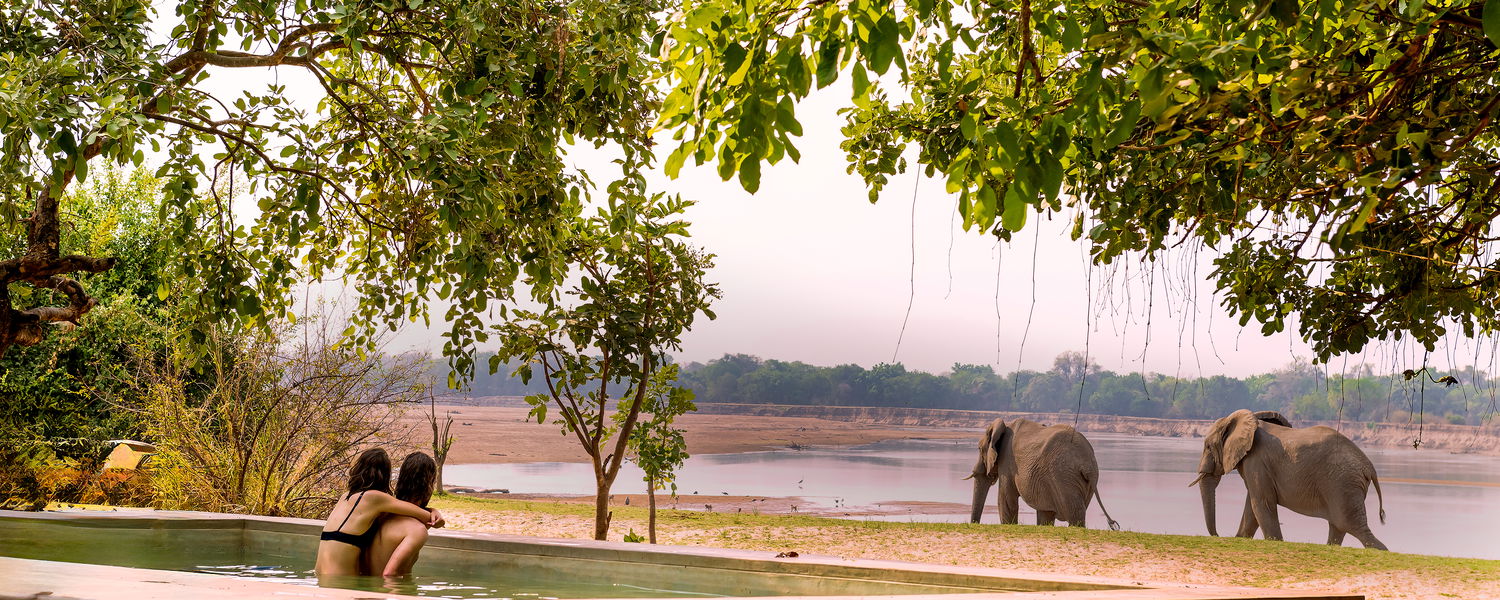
xmin=0 ymin=516 xmax=1042 ymax=599
xmin=0 ymin=520 xmax=719 ymax=598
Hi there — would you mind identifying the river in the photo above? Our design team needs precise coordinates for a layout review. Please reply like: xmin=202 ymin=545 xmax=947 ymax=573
xmin=445 ymin=433 xmax=1500 ymax=560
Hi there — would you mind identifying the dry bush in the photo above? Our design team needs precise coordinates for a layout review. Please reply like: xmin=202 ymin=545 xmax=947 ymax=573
xmin=0 ymin=441 xmax=154 ymax=509
xmin=134 ymin=318 xmax=426 ymax=517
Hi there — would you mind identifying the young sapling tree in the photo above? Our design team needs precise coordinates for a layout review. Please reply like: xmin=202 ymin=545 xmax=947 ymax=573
xmin=495 ymin=190 xmax=718 ymax=540
xmin=621 ymin=364 xmax=695 ymax=543
xmin=427 ymin=392 xmax=455 ymax=495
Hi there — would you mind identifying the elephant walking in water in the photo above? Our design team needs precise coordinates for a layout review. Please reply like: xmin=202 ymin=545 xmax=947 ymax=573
xmin=1191 ymin=409 xmax=1388 ymax=550
xmin=968 ymin=418 xmax=1119 ymax=529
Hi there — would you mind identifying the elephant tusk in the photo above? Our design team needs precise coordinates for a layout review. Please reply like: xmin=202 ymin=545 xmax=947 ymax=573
xmin=960 ymin=474 xmax=974 ymax=481
xmin=1188 ymin=473 xmax=1206 ymax=487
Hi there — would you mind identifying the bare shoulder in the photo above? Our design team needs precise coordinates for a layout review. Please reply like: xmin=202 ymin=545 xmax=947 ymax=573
xmin=360 ymin=490 xmax=398 ymax=504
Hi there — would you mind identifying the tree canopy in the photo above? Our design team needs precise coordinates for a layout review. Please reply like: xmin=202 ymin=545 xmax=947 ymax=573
xmin=1 ymin=0 xmax=662 ymax=375
xmin=657 ymin=0 xmax=1500 ymax=361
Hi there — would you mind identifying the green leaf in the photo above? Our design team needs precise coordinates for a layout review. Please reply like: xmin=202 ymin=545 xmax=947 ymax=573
xmin=1486 ymin=0 xmax=1500 ymax=48
xmin=664 ymin=146 xmax=689 ymax=177
xmin=1061 ymin=16 xmax=1083 ymax=50
xmin=1270 ymin=0 xmax=1299 ymax=27
xmin=738 ymin=155 xmax=761 ymax=193
xmin=775 ymin=97 xmax=802 ymax=136
xmin=722 ymin=43 xmax=747 ymax=81
xmin=55 ymin=129 xmax=77 ymax=157
xmin=1001 ymin=186 xmax=1028 ymax=232
xmin=784 ymin=54 xmax=810 ymax=95
xmin=959 ymin=113 xmax=977 ymax=140
xmin=993 ymin=122 xmax=1022 ymax=162
xmin=1106 ymin=100 xmax=1141 ymax=148
xmin=1349 ymin=196 xmax=1379 ymax=234
xmin=851 ymin=62 xmax=870 ymax=101
xmin=815 ymin=42 xmax=841 ymax=89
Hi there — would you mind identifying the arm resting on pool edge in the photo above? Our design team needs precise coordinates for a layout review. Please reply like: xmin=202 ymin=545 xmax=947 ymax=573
xmin=369 ymin=492 xmax=435 ymax=524
xmin=382 ymin=527 xmax=429 ymax=577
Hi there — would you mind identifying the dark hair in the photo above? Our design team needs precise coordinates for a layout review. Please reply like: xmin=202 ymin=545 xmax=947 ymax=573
xmin=394 ymin=452 xmax=437 ymax=508
xmin=347 ymin=448 xmax=392 ymax=496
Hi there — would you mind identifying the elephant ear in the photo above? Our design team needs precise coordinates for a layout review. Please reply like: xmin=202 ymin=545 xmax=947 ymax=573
xmin=984 ymin=419 xmax=1008 ymax=478
xmin=1219 ymin=409 xmax=1259 ymax=474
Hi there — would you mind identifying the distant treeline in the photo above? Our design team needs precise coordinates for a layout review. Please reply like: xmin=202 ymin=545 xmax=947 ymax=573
xmin=456 ymin=352 xmax=1497 ymax=426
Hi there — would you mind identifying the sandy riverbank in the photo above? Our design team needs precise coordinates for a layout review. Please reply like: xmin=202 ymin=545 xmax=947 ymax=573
xmin=403 ymin=401 xmax=1500 ymax=465
xmin=443 ymin=491 xmax=972 ymax=518
xmin=431 ymin=495 xmax=1500 ymax=600
xmin=405 ymin=404 xmax=975 ymax=465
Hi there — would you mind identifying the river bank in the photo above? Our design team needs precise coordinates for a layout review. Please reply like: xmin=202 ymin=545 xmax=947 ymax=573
xmin=429 ymin=494 xmax=1500 ymax=600
xmin=410 ymin=400 xmax=1500 ymax=464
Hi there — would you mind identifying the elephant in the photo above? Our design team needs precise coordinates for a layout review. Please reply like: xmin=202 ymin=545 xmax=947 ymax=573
xmin=1191 ymin=409 xmax=1388 ymax=550
xmin=968 ymin=418 xmax=1119 ymax=529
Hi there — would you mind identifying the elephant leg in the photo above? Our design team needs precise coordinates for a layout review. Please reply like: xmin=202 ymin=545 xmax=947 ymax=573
xmin=1326 ymin=523 xmax=1346 ymax=546
xmin=1325 ymin=491 xmax=1388 ymax=551
xmin=1235 ymin=497 xmax=1259 ymax=538
xmin=1067 ymin=514 xmax=1086 ymax=528
xmin=1334 ymin=509 xmax=1387 ymax=550
xmin=997 ymin=480 xmax=1020 ymax=525
xmin=1347 ymin=526 xmax=1387 ymax=551
xmin=1037 ymin=510 xmax=1055 ymax=526
xmin=1249 ymin=495 xmax=1283 ymax=541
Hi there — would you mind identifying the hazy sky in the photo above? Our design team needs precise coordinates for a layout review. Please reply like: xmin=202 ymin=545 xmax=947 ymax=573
xmin=548 ymin=88 xmax=1314 ymax=377
xmin=184 ymin=38 xmax=1491 ymax=379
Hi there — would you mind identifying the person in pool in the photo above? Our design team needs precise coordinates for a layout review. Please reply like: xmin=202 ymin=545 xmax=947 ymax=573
xmin=364 ymin=452 xmax=440 ymax=577
xmin=315 ymin=448 xmax=442 ymax=576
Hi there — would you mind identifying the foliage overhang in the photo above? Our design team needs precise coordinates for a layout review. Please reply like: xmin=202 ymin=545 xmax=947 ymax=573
xmin=656 ymin=0 xmax=1500 ymax=361
xmin=1 ymin=0 xmax=664 ymax=378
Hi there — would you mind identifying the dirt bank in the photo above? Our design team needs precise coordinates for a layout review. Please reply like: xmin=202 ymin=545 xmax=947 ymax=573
xmin=411 ymin=400 xmax=1500 ymax=464
xmin=691 ymin=403 xmax=1500 ymax=454
xmin=444 ymin=490 xmax=972 ymax=518
xmin=410 ymin=403 xmax=974 ymax=465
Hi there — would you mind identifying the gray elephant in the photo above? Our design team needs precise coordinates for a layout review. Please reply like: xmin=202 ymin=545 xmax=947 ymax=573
xmin=1191 ymin=409 xmax=1388 ymax=550
xmin=968 ymin=418 xmax=1119 ymax=529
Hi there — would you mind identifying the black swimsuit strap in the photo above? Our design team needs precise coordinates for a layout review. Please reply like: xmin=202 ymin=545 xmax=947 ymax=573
xmin=333 ymin=491 xmax=366 ymax=533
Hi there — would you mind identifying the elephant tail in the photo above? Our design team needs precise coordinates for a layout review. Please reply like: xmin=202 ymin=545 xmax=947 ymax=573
xmin=1090 ymin=480 xmax=1121 ymax=531
xmin=1371 ymin=472 xmax=1386 ymax=525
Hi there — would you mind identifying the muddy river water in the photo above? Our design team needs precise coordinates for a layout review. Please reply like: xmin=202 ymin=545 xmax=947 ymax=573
xmin=446 ymin=433 xmax=1500 ymax=559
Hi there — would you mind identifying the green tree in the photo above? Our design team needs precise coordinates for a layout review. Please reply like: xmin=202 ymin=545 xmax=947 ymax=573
xmin=657 ymin=0 xmax=1500 ymax=362
xmin=495 ymin=192 xmax=719 ymax=541
xmin=0 ymin=169 xmax=171 ymax=444
xmin=621 ymin=364 xmax=695 ymax=544
xmin=1 ymin=0 xmax=662 ymax=378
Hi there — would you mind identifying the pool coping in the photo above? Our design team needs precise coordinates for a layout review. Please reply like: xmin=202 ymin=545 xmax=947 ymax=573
xmin=0 ymin=509 xmax=1363 ymax=600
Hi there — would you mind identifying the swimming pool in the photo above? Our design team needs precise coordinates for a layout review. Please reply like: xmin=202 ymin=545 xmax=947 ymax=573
xmin=0 ymin=509 xmax=1360 ymax=600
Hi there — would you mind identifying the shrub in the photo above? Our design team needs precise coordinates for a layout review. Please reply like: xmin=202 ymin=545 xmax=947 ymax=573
xmin=134 ymin=318 xmax=427 ymax=517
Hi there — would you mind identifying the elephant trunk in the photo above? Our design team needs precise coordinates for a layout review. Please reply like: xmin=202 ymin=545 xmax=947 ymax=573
xmin=969 ymin=472 xmax=994 ymax=524
xmin=1196 ymin=473 xmax=1221 ymax=537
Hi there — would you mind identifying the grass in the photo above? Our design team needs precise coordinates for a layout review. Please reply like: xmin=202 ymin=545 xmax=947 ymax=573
xmin=431 ymin=494 xmax=1499 ymax=593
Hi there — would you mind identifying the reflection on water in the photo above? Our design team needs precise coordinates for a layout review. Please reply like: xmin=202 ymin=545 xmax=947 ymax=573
xmin=447 ymin=433 xmax=1500 ymax=560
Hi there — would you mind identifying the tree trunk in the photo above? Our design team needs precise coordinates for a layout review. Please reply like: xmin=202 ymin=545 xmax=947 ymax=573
xmin=434 ymin=458 xmax=445 ymax=496
xmin=647 ymin=475 xmax=657 ymax=544
xmin=593 ymin=473 xmax=612 ymax=540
